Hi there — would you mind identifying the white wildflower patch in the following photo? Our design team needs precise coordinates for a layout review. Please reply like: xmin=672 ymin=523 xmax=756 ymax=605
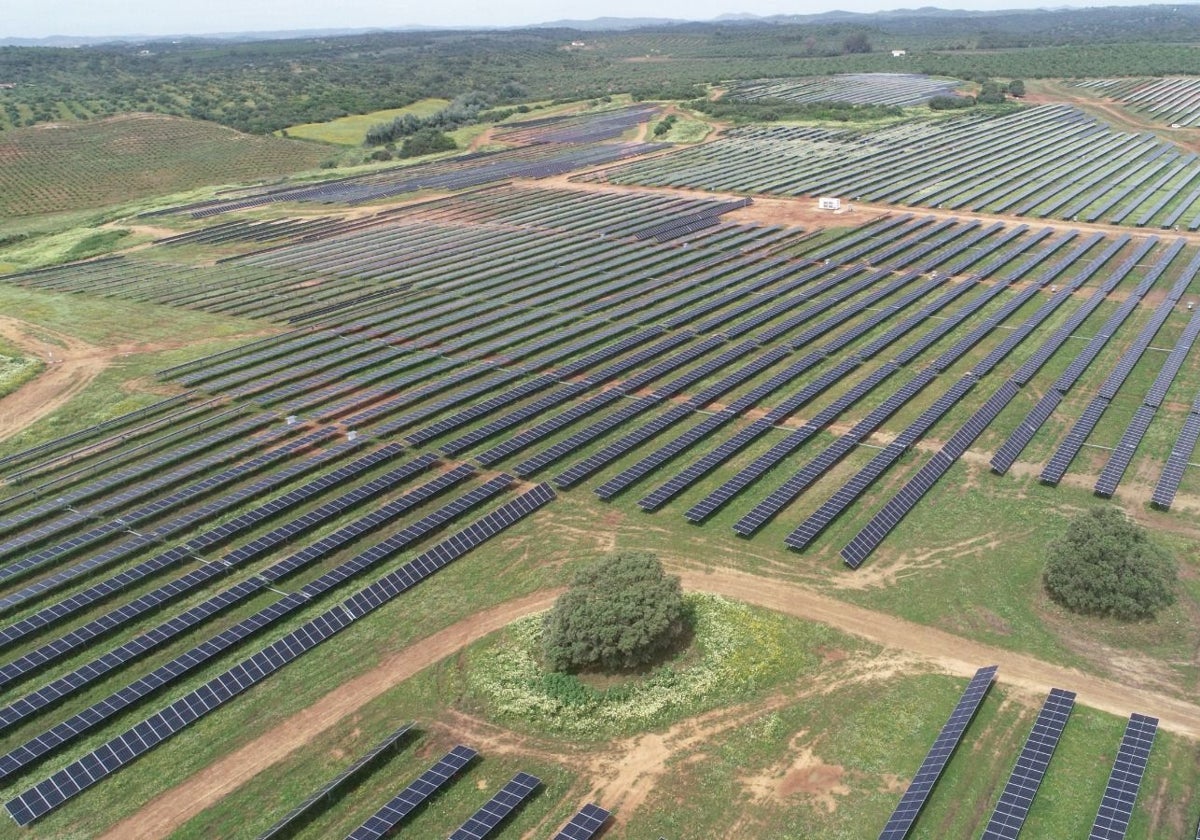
xmin=466 ymin=593 xmax=816 ymax=737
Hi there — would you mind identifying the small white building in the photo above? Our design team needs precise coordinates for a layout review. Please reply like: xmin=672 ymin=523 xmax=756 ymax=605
xmin=891 ymin=49 xmax=907 ymax=57
xmin=818 ymin=197 xmax=842 ymax=211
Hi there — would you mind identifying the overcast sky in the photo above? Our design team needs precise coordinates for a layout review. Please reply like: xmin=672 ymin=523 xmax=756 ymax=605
xmin=7 ymin=0 xmax=1149 ymax=39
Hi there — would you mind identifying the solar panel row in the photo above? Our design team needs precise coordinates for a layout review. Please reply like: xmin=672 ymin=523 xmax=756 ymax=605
xmin=841 ymin=380 xmax=1019 ymax=567
xmin=1088 ymin=714 xmax=1158 ymax=840
xmin=343 ymin=744 xmax=478 ymax=840
xmin=256 ymin=722 xmax=417 ymax=840
xmin=787 ymin=376 xmax=978 ymax=551
xmin=553 ymin=802 xmax=612 ymax=840
xmin=878 ymin=665 xmax=997 ymax=840
xmin=1152 ymin=401 xmax=1200 ymax=509
xmin=980 ymin=688 xmax=1075 ymax=840
xmin=448 ymin=771 xmax=541 ymax=840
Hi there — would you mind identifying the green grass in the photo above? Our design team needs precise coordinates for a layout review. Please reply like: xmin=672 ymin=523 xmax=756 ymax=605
xmin=463 ymin=593 xmax=849 ymax=738
xmin=0 ymin=333 xmax=41 ymax=399
xmin=280 ymin=99 xmax=452 ymax=146
xmin=660 ymin=115 xmax=712 ymax=143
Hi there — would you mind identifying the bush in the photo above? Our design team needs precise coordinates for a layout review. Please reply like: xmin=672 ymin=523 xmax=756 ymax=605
xmin=930 ymin=94 xmax=975 ymax=110
xmin=542 ymin=552 xmax=686 ymax=673
xmin=397 ymin=128 xmax=456 ymax=158
xmin=1043 ymin=507 xmax=1176 ymax=620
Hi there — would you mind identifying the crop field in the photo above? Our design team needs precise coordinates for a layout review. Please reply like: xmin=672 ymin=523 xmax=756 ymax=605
xmin=1074 ymin=77 xmax=1200 ymax=128
xmin=0 ymin=114 xmax=329 ymax=218
xmin=596 ymin=104 xmax=1200 ymax=230
xmin=728 ymin=73 xmax=962 ymax=107
xmin=2 ymin=165 xmax=1200 ymax=840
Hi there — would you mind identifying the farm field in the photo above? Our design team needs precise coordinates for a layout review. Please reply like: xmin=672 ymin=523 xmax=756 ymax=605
xmin=2 ymin=59 xmax=1200 ymax=840
xmin=280 ymin=98 xmax=452 ymax=145
xmin=0 ymin=114 xmax=329 ymax=218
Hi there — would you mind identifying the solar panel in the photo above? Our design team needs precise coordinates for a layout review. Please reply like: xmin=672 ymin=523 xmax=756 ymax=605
xmin=257 ymin=723 xmax=416 ymax=840
xmin=1040 ymin=398 xmax=1109 ymax=485
xmin=1094 ymin=406 xmax=1157 ymax=497
xmin=990 ymin=392 xmax=1061 ymax=475
xmin=343 ymin=745 xmax=477 ymax=840
xmin=842 ymin=380 xmax=1018 ymax=567
xmin=1088 ymin=714 xmax=1158 ymax=840
xmin=553 ymin=802 xmax=612 ymax=840
xmin=980 ymin=688 xmax=1075 ymax=840
xmin=448 ymin=771 xmax=541 ymax=840
xmin=878 ymin=665 xmax=997 ymax=840
xmin=1152 ymin=407 xmax=1200 ymax=509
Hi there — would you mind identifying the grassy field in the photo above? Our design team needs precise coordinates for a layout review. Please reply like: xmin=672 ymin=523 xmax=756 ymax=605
xmin=0 ymin=114 xmax=329 ymax=218
xmin=0 ymin=334 xmax=41 ymax=400
xmin=280 ymin=99 xmax=452 ymax=145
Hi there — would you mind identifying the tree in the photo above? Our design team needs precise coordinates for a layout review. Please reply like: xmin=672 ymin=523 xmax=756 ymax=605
xmin=976 ymin=80 xmax=1008 ymax=104
xmin=542 ymin=552 xmax=686 ymax=673
xmin=842 ymin=32 xmax=872 ymax=55
xmin=1043 ymin=507 xmax=1176 ymax=620
xmin=1008 ymin=79 xmax=1026 ymax=97
xmin=397 ymin=128 xmax=456 ymax=158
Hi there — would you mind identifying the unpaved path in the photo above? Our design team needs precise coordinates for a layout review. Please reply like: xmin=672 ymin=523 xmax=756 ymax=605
xmin=111 ymin=567 xmax=1200 ymax=838
xmin=0 ymin=317 xmax=107 ymax=443
xmin=97 ymin=589 xmax=564 ymax=840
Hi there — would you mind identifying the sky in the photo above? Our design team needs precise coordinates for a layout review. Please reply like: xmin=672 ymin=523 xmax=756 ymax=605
xmin=6 ymin=0 xmax=1159 ymax=39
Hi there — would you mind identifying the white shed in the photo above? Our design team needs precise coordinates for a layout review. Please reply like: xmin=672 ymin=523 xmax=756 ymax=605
xmin=818 ymin=197 xmax=842 ymax=211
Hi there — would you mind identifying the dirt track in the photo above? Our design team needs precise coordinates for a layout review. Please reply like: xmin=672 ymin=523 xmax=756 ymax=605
xmin=110 ymin=566 xmax=1200 ymax=838
xmin=0 ymin=317 xmax=108 ymax=444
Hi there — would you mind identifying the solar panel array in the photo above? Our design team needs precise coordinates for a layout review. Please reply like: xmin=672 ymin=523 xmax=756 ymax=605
xmin=4 ymin=484 xmax=555 ymax=825
xmin=980 ymin=688 xmax=1075 ymax=840
xmin=256 ymin=722 xmax=416 ymax=840
xmin=878 ymin=665 xmax=997 ymax=840
xmin=1088 ymin=714 xmax=1158 ymax=840
xmin=448 ymin=771 xmax=541 ymax=840
xmin=553 ymin=803 xmax=612 ymax=840
xmin=344 ymin=744 xmax=478 ymax=840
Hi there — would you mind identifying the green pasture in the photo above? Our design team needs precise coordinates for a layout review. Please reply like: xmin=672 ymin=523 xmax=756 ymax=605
xmin=280 ymin=98 xmax=452 ymax=145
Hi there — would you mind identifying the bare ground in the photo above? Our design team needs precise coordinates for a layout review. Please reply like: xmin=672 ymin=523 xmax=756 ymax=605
xmin=0 ymin=317 xmax=108 ymax=443
xmin=111 ymin=567 xmax=1200 ymax=838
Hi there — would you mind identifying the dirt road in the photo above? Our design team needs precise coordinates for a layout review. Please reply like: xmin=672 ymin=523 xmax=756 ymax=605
xmin=0 ymin=317 xmax=108 ymax=444
xmin=109 ymin=565 xmax=1200 ymax=838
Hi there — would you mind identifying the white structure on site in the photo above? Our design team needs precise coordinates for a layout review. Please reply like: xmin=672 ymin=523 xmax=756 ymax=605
xmin=818 ymin=196 xmax=842 ymax=211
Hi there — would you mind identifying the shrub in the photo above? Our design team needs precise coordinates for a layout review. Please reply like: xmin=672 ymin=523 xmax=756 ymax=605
xmin=542 ymin=552 xmax=685 ymax=673
xmin=1043 ymin=507 xmax=1176 ymax=620
xmin=397 ymin=128 xmax=456 ymax=158
xmin=930 ymin=94 xmax=975 ymax=110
